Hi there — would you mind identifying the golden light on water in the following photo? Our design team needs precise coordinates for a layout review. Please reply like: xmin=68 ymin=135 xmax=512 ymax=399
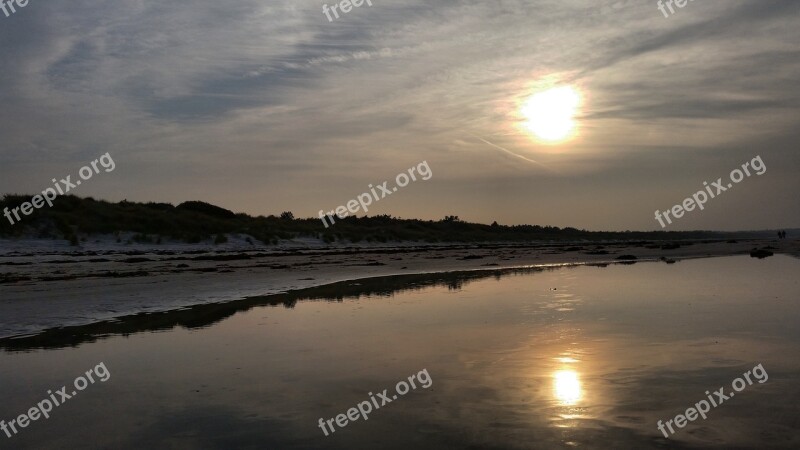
xmin=520 ymin=86 xmax=581 ymax=143
xmin=554 ymin=370 xmax=582 ymax=405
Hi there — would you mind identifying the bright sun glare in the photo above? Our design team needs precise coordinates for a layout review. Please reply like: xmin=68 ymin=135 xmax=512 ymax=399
xmin=554 ymin=370 xmax=582 ymax=405
xmin=521 ymin=86 xmax=581 ymax=143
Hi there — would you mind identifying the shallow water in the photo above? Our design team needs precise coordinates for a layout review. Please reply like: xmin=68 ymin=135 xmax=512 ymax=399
xmin=1 ymin=255 xmax=799 ymax=449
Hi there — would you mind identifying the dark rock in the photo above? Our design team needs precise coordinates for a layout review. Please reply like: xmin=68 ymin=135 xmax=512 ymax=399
xmin=750 ymin=249 xmax=774 ymax=259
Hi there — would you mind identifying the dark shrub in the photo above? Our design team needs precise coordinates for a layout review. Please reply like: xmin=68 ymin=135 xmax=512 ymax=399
xmin=176 ymin=201 xmax=236 ymax=219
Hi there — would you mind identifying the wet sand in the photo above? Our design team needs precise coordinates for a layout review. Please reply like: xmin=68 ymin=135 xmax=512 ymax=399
xmin=1 ymin=238 xmax=797 ymax=339
xmin=1 ymin=255 xmax=798 ymax=449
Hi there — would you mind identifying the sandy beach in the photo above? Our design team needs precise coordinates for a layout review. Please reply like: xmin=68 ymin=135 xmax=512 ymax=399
xmin=1 ymin=237 xmax=796 ymax=340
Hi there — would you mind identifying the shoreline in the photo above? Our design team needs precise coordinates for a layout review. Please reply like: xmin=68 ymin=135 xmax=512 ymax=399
xmin=1 ymin=238 xmax=797 ymax=340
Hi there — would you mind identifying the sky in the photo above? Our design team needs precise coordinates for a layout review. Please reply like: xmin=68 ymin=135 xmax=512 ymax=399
xmin=0 ymin=0 xmax=798 ymax=231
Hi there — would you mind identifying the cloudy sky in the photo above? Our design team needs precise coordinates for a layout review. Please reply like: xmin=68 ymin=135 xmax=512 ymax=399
xmin=0 ymin=0 xmax=798 ymax=231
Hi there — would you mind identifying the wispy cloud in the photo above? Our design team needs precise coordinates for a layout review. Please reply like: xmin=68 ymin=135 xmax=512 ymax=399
xmin=0 ymin=0 xmax=797 ymax=230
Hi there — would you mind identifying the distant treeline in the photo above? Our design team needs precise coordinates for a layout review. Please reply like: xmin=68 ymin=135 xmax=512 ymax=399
xmin=0 ymin=194 xmax=776 ymax=245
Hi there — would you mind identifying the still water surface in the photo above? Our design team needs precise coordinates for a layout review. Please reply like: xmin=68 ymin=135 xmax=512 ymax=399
xmin=1 ymin=255 xmax=798 ymax=449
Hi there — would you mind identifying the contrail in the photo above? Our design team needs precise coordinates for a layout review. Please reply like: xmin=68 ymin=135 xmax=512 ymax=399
xmin=470 ymin=135 xmax=557 ymax=173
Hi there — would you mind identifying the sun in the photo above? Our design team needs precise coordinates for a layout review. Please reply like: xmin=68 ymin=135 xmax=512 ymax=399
xmin=520 ymin=86 xmax=581 ymax=143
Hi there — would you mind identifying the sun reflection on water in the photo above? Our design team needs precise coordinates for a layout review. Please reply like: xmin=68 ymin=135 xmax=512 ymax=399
xmin=554 ymin=369 xmax=582 ymax=406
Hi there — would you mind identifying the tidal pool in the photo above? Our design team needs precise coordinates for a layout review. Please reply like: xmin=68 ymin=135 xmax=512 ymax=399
xmin=1 ymin=255 xmax=798 ymax=449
